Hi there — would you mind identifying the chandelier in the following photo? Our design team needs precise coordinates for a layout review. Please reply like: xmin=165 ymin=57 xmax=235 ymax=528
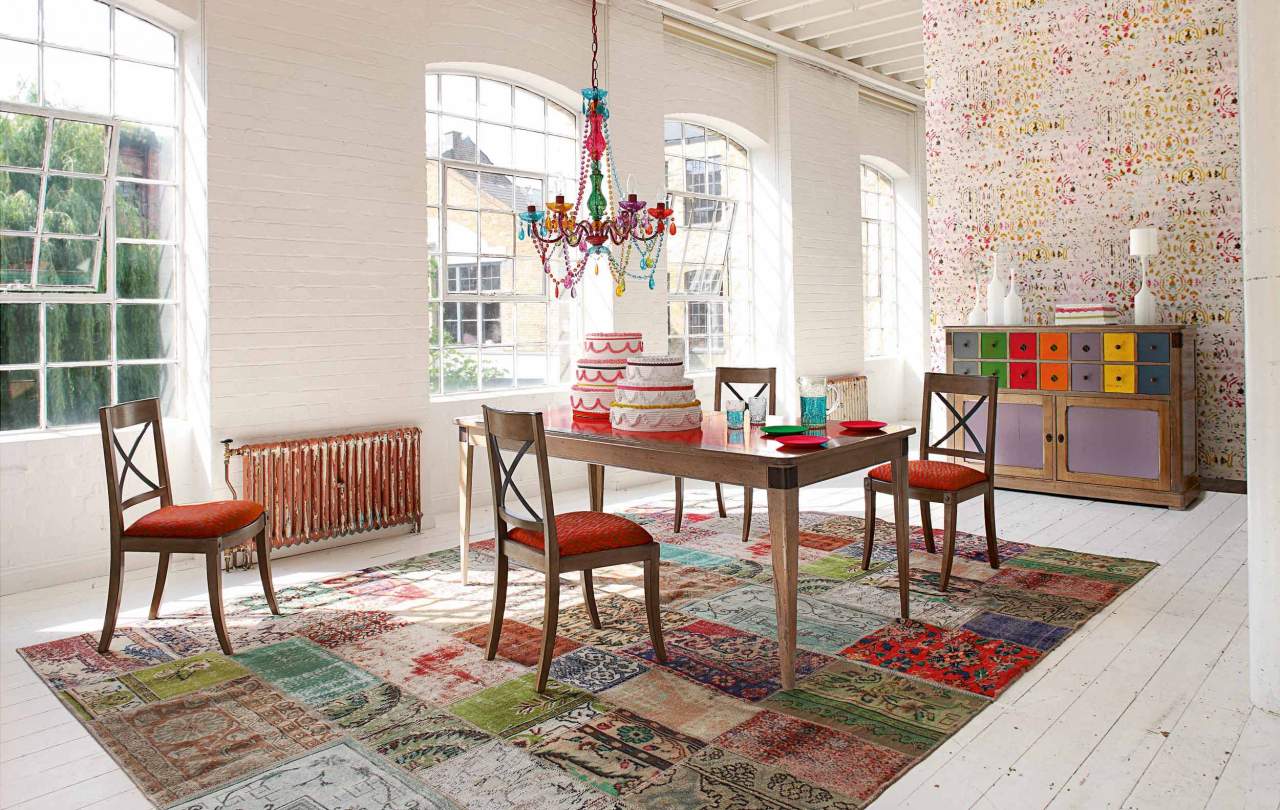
xmin=517 ymin=0 xmax=676 ymax=298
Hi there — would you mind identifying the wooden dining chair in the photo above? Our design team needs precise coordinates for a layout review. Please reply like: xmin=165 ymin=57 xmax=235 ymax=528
xmin=482 ymin=406 xmax=666 ymax=692
xmin=674 ymin=366 xmax=777 ymax=543
xmin=861 ymin=372 xmax=1000 ymax=591
xmin=98 ymin=398 xmax=279 ymax=655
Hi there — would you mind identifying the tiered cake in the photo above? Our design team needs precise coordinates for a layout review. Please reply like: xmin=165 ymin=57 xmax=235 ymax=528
xmin=610 ymin=355 xmax=703 ymax=432
xmin=570 ymin=332 xmax=644 ymax=420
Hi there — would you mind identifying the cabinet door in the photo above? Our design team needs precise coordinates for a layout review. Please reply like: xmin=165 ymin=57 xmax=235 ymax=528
xmin=955 ymin=392 xmax=1055 ymax=480
xmin=1055 ymin=397 xmax=1170 ymax=490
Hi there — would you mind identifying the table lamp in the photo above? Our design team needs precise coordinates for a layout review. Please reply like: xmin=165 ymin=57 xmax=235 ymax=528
xmin=1129 ymin=227 xmax=1159 ymax=325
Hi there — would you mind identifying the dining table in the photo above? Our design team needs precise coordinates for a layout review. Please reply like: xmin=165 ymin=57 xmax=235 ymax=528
xmin=454 ymin=406 xmax=916 ymax=689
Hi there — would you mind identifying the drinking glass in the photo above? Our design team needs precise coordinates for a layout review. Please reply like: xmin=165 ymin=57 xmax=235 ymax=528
xmin=798 ymin=375 xmax=842 ymax=428
xmin=726 ymin=398 xmax=746 ymax=430
xmin=748 ymin=395 xmax=768 ymax=425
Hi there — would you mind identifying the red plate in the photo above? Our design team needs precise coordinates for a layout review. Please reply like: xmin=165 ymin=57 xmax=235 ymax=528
xmin=773 ymin=434 xmax=828 ymax=448
xmin=841 ymin=420 xmax=887 ymax=430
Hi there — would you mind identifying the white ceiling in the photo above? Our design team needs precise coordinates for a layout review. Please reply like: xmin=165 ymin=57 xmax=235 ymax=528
xmin=698 ymin=0 xmax=925 ymax=88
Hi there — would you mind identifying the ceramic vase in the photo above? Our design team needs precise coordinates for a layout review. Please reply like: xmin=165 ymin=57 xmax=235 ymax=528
xmin=986 ymin=251 xmax=1006 ymax=326
xmin=1004 ymin=264 xmax=1026 ymax=325
xmin=1134 ymin=258 xmax=1158 ymax=324
xmin=967 ymin=266 xmax=986 ymax=325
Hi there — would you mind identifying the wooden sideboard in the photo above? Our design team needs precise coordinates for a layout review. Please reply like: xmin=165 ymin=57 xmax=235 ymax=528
xmin=944 ymin=325 xmax=1199 ymax=509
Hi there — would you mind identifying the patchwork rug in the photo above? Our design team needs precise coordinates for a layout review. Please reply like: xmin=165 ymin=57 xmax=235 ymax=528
xmin=18 ymin=500 xmax=1157 ymax=809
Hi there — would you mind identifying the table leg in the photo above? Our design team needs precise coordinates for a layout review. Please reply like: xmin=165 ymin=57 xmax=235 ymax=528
xmin=767 ymin=485 xmax=800 ymax=689
xmin=458 ymin=429 xmax=474 ymax=585
xmin=588 ymin=464 xmax=605 ymax=512
xmin=891 ymin=444 xmax=911 ymax=620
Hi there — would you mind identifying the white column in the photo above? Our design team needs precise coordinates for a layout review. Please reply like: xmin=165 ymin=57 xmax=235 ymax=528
xmin=1241 ymin=0 xmax=1280 ymax=713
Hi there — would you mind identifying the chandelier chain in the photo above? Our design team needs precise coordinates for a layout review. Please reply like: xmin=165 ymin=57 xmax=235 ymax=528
xmin=590 ymin=0 xmax=599 ymax=90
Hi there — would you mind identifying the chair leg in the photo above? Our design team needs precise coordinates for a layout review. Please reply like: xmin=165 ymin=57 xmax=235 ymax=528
xmin=255 ymin=530 xmax=281 ymax=615
xmin=643 ymin=552 xmax=667 ymax=663
xmin=673 ymin=477 xmax=684 ymax=533
xmin=939 ymin=497 xmax=959 ymax=592
xmin=714 ymin=482 xmax=727 ymax=518
xmin=485 ymin=554 xmax=509 ymax=660
xmin=205 ymin=551 xmax=234 ymax=655
xmin=98 ymin=548 xmax=125 ymax=653
xmin=148 ymin=552 xmax=170 ymax=620
xmin=920 ymin=503 xmax=937 ymax=554
xmin=582 ymin=569 xmax=602 ymax=629
xmin=984 ymin=487 xmax=1000 ymax=569
xmin=861 ymin=478 xmax=876 ymax=571
xmin=535 ymin=573 xmax=561 ymax=693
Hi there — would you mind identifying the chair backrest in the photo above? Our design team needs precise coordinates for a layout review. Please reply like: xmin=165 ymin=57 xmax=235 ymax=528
xmin=481 ymin=406 xmax=560 ymax=560
xmin=919 ymin=372 xmax=999 ymax=479
xmin=99 ymin=398 xmax=173 ymax=537
xmin=713 ymin=366 xmax=777 ymax=413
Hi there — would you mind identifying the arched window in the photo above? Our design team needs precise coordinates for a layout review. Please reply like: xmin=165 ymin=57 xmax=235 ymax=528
xmin=426 ymin=73 xmax=578 ymax=395
xmin=861 ymin=161 xmax=897 ymax=357
xmin=1 ymin=1 xmax=180 ymax=431
xmin=664 ymin=121 xmax=749 ymax=372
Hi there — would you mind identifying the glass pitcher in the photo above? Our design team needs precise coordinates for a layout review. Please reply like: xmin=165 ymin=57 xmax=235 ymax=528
xmin=798 ymin=375 xmax=842 ymax=428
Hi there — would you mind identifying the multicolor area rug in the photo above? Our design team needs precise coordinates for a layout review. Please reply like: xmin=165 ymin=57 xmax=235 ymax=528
xmin=19 ymin=501 xmax=1156 ymax=809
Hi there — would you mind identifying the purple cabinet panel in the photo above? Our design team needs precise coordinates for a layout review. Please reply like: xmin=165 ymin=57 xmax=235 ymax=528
xmin=1064 ymin=405 xmax=1160 ymax=479
xmin=1071 ymin=364 xmax=1101 ymax=391
xmin=965 ymin=400 xmax=1046 ymax=472
xmin=1070 ymin=332 xmax=1101 ymax=360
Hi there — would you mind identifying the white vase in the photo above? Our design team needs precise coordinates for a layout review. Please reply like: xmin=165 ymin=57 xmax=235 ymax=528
xmin=986 ymin=253 xmax=1006 ymax=326
xmin=1004 ymin=287 xmax=1025 ymax=325
xmin=967 ymin=303 xmax=987 ymax=326
xmin=1134 ymin=276 xmax=1158 ymax=325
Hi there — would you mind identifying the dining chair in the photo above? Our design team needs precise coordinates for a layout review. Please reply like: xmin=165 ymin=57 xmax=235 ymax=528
xmin=98 ymin=398 xmax=279 ymax=655
xmin=861 ymin=372 xmax=1000 ymax=590
xmin=482 ymin=406 xmax=666 ymax=692
xmin=674 ymin=366 xmax=777 ymax=543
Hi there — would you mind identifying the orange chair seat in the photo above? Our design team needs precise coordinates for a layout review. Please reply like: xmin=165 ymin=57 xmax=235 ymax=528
xmin=507 ymin=511 xmax=653 ymax=556
xmin=868 ymin=459 xmax=988 ymax=491
xmin=124 ymin=501 xmax=264 ymax=538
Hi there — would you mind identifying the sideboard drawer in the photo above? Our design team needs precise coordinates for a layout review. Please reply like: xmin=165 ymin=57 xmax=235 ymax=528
xmin=1010 ymin=362 xmax=1037 ymax=389
xmin=1071 ymin=364 xmax=1101 ymax=392
xmin=1137 ymin=364 xmax=1171 ymax=395
xmin=953 ymin=332 xmax=979 ymax=359
xmin=980 ymin=332 xmax=1008 ymax=359
xmin=1040 ymin=332 xmax=1068 ymax=360
xmin=980 ymin=361 xmax=1008 ymax=388
xmin=953 ymin=360 xmax=980 ymax=376
xmin=1010 ymin=332 xmax=1037 ymax=359
xmin=1070 ymin=332 xmax=1101 ymax=361
xmin=1041 ymin=363 xmax=1069 ymax=390
xmin=1104 ymin=364 xmax=1136 ymax=393
xmin=1104 ymin=333 xmax=1136 ymax=362
xmin=1137 ymin=333 xmax=1171 ymax=363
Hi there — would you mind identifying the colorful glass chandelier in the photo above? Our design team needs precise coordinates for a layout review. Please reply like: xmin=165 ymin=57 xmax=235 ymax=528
xmin=517 ymin=0 xmax=675 ymax=298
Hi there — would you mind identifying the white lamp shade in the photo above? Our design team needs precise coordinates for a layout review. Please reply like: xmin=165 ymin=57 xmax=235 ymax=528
xmin=1130 ymin=227 xmax=1159 ymax=257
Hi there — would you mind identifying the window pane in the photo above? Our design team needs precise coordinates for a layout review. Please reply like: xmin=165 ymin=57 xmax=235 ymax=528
xmin=440 ymin=117 xmax=476 ymax=162
xmin=477 ymin=122 xmax=511 ymax=167
xmin=117 ymin=363 xmax=174 ymax=410
xmin=546 ymin=136 xmax=574 ymax=179
xmin=515 ymin=256 xmax=543 ymax=295
xmin=0 ymin=369 xmax=39 ymax=430
xmin=513 ymin=176 xmax=541 ymax=211
xmin=425 ymin=75 xmax=439 ymax=112
xmin=426 ymin=207 xmax=440 ymax=255
xmin=43 ymin=48 xmax=110 ymax=114
xmin=546 ymin=102 xmax=575 ymax=137
xmin=446 ymin=167 xmax=477 ymax=208
xmin=46 ymin=365 xmax=109 ymax=426
xmin=446 ymin=210 xmax=478 ymax=252
xmin=42 ymin=176 xmax=103 ymax=234
xmin=480 ymin=211 xmax=513 ymax=255
xmin=0 ymin=171 xmax=40 ymax=230
xmin=683 ymin=124 xmax=705 ymax=160
xmin=477 ymin=79 xmax=510 ymax=123
xmin=481 ymin=346 xmax=515 ymax=389
xmin=37 ymin=235 xmax=99 ymax=285
xmin=0 ymin=303 xmax=39 ymax=364
xmin=513 ymin=88 xmax=543 ymax=129
xmin=46 ymin=302 xmax=108 ymax=361
xmin=425 ymin=160 xmax=440 ymax=205
xmin=664 ymin=121 xmax=683 ymax=157
xmin=665 ymin=156 xmax=684 ymax=191
xmin=726 ymin=139 xmax=748 ymax=168
xmin=117 ymin=303 xmax=174 ymax=359
xmin=441 ymin=348 xmax=478 ymax=394
xmin=478 ymin=172 xmax=514 ymax=210
xmin=116 ymin=242 xmax=175 ymax=298
xmin=117 ymin=123 xmax=176 ymax=180
xmin=115 ymin=61 xmax=176 ymax=123
xmin=0 ymin=112 xmax=46 ymax=168
xmin=480 ymin=301 xmax=511 ymax=344
xmin=445 ymin=255 xmax=477 ymax=294
xmin=114 ymin=10 xmax=176 ymax=65
xmin=0 ymin=235 xmax=34 ymax=283
xmin=440 ymin=75 xmax=476 ymax=117
xmin=0 ymin=0 xmax=38 ymax=39
xmin=44 ymin=0 xmax=110 ymax=51
xmin=115 ymin=181 xmax=175 ymax=240
xmin=512 ymin=130 xmax=544 ymax=173
xmin=704 ymin=129 xmax=726 ymax=164
xmin=50 ymin=119 xmax=108 ymax=174
xmin=516 ymin=345 xmax=549 ymax=387
xmin=0 ymin=40 xmax=39 ymax=105
xmin=425 ymin=113 xmax=439 ymax=158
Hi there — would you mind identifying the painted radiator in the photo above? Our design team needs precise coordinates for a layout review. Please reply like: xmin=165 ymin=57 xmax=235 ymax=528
xmin=223 ymin=427 xmax=422 ymax=565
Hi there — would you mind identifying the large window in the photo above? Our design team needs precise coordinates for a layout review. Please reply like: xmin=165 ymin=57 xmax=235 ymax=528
xmin=861 ymin=162 xmax=896 ymax=357
xmin=426 ymin=73 xmax=578 ymax=395
xmin=1 ymin=1 xmax=179 ymax=432
xmin=664 ymin=121 xmax=749 ymax=372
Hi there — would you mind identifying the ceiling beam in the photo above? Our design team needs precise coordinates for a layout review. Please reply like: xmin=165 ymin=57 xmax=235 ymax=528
xmin=814 ymin=18 xmax=920 ymax=51
xmin=892 ymin=66 xmax=926 ymax=83
xmin=712 ymin=0 xmax=759 ymax=10
xmin=859 ymin=49 xmax=924 ymax=70
xmin=835 ymin=28 xmax=923 ymax=59
xmin=735 ymin=0 xmax=821 ymax=23
xmin=786 ymin=0 xmax=919 ymax=42
xmin=761 ymin=0 xmax=854 ymax=32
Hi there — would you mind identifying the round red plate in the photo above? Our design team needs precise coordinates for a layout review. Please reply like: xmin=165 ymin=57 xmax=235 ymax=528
xmin=841 ymin=420 xmax=887 ymax=430
xmin=773 ymin=434 xmax=829 ymax=448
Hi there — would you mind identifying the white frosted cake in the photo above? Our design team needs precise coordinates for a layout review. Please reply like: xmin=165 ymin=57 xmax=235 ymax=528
xmin=571 ymin=332 xmax=643 ymax=420
xmin=610 ymin=355 xmax=703 ymax=432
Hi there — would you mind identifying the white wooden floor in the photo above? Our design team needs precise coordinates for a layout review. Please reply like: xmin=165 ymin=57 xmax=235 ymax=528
xmin=2 ymin=473 xmax=1277 ymax=810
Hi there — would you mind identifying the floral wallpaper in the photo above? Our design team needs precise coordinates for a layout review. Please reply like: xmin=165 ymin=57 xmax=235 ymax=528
xmin=923 ymin=0 xmax=1243 ymax=480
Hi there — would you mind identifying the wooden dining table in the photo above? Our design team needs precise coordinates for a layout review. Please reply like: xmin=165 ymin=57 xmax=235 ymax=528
xmin=454 ymin=406 xmax=916 ymax=689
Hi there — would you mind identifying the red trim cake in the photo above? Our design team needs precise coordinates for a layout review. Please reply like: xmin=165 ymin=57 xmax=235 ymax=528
xmin=610 ymin=355 xmax=703 ymax=432
xmin=571 ymin=332 xmax=643 ymax=420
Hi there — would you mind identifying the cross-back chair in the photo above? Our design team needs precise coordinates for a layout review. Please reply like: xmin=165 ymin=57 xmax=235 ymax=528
xmin=482 ymin=406 xmax=666 ymax=692
xmin=674 ymin=366 xmax=777 ymax=543
xmin=862 ymin=372 xmax=1000 ymax=590
xmin=99 ymin=399 xmax=278 ymax=655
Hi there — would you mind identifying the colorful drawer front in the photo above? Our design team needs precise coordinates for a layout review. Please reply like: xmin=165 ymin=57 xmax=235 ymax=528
xmin=953 ymin=360 xmax=981 ymax=377
xmin=1009 ymin=332 xmax=1038 ymax=359
xmin=1039 ymin=332 xmax=1069 ymax=360
xmin=1137 ymin=332 xmax=1171 ymax=363
xmin=1041 ymin=363 xmax=1069 ymax=391
xmin=1070 ymin=332 xmax=1101 ymax=361
xmin=1072 ymin=364 xmax=1101 ymax=392
xmin=1104 ymin=364 xmax=1136 ymax=393
xmin=1137 ymin=364 xmax=1171 ymax=395
xmin=1009 ymin=362 xmax=1037 ymax=389
xmin=980 ymin=361 xmax=1008 ymax=388
xmin=952 ymin=332 xmax=979 ymax=359
xmin=1103 ymin=333 xmax=1136 ymax=362
xmin=980 ymin=332 xmax=1008 ymax=359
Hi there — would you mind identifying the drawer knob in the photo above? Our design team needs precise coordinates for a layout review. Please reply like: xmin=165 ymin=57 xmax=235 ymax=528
xmin=1150 ymin=376 xmax=1158 ymax=382
xmin=1082 ymin=344 xmax=1091 ymax=352
xmin=1051 ymin=374 xmax=1059 ymax=382
xmin=1115 ymin=375 xmax=1122 ymax=381
xmin=1083 ymin=374 xmax=1090 ymax=380
xmin=1045 ymin=433 xmax=1053 ymax=443
xmin=1115 ymin=343 xmax=1122 ymax=349
xmin=1020 ymin=343 xmax=1028 ymax=351
xmin=1057 ymin=433 xmax=1065 ymax=443
xmin=1050 ymin=344 xmax=1058 ymax=351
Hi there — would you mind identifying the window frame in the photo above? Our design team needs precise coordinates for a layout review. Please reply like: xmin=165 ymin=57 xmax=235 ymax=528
xmin=0 ymin=1 xmax=182 ymax=433
xmin=861 ymin=161 xmax=897 ymax=358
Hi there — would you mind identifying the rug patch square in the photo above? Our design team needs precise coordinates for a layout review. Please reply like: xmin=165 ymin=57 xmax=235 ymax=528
xmin=117 ymin=651 xmax=252 ymax=701
xmin=422 ymin=739 xmax=621 ymax=810
xmin=454 ymin=618 xmax=581 ymax=667
xmin=19 ymin=630 xmax=173 ymax=690
xmin=680 ymin=584 xmax=889 ymax=654
xmin=449 ymin=673 xmax=594 ymax=737
xmin=233 ymin=637 xmax=379 ymax=705
xmin=550 ymin=645 xmax=649 ymax=691
xmin=962 ymin=611 xmax=1072 ymax=651
xmin=600 ymin=668 xmax=761 ymax=741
